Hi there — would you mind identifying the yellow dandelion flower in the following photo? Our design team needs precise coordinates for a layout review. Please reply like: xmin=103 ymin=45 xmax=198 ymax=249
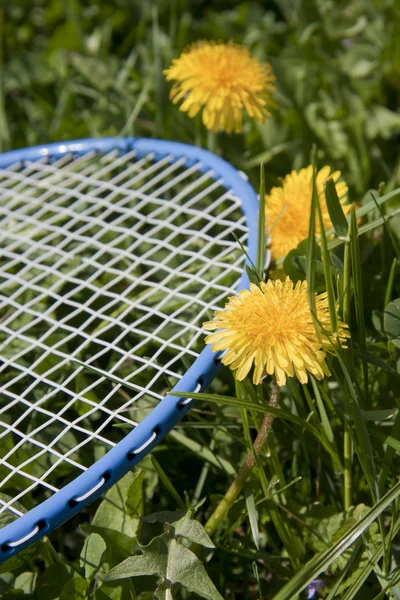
xmin=266 ymin=165 xmax=350 ymax=261
xmin=164 ymin=41 xmax=274 ymax=133
xmin=203 ymin=277 xmax=349 ymax=387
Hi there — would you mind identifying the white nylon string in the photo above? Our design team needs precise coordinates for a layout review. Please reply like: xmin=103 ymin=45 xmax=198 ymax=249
xmin=0 ymin=148 xmax=248 ymax=516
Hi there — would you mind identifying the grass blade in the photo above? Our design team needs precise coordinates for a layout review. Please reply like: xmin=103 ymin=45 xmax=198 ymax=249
xmin=324 ymin=177 xmax=349 ymax=239
xmin=336 ymin=352 xmax=388 ymax=567
xmin=325 ymin=541 xmax=362 ymax=600
xmin=244 ymin=484 xmax=260 ymax=549
xmin=379 ymin=411 xmax=400 ymax=495
xmin=352 ymin=350 xmax=400 ymax=378
xmin=150 ymin=455 xmax=185 ymax=509
xmin=369 ymin=191 xmax=400 ymax=258
xmin=171 ymin=392 xmax=342 ymax=469
xmin=252 ymin=561 xmax=264 ymax=600
xmin=310 ymin=379 xmax=335 ymax=445
xmin=169 ymin=431 xmax=235 ymax=476
xmin=327 ymin=207 xmax=400 ymax=251
xmin=369 ymin=428 xmax=400 ymax=454
xmin=257 ymin=162 xmax=266 ymax=276
xmin=350 ymin=205 xmax=369 ymax=406
xmin=355 ymin=188 xmax=400 ymax=220
xmin=336 ymin=353 xmax=379 ymax=502
xmin=306 ymin=149 xmax=318 ymax=317
xmin=384 ymin=257 xmax=398 ymax=308
xmin=322 ymin=187 xmax=400 ymax=240
xmin=341 ymin=516 xmax=400 ymax=600
xmin=315 ymin=183 xmax=337 ymax=334
xmin=342 ymin=229 xmax=354 ymax=510
xmin=235 ymin=381 xmax=301 ymax=565
xmin=272 ymin=479 xmax=400 ymax=600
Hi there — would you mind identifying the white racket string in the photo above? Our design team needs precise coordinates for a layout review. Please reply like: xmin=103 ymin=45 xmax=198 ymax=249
xmin=0 ymin=147 xmax=248 ymax=518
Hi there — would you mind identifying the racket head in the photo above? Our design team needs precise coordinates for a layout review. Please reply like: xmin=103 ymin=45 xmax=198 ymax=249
xmin=0 ymin=137 xmax=260 ymax=560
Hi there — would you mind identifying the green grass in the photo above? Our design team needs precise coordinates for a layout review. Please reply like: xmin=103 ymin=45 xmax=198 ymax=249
xmin=1 ymin=0 xmax=400 ymax=598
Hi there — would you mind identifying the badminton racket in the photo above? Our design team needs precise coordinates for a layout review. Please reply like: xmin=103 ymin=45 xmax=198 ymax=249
xmin=0 ymin=137 xmax=260 ymax=561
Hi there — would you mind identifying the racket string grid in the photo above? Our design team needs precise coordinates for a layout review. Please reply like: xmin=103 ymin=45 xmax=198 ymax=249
xmin=0 ymin=146 xmax=248 ymax=520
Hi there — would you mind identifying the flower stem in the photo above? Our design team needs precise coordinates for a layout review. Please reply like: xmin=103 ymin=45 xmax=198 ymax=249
xmin=205 ymin=379 xmax=280 ymax=536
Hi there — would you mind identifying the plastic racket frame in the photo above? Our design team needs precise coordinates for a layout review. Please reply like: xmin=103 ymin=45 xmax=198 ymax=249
xmin=0 ymin=137 xmax=259 ymax=562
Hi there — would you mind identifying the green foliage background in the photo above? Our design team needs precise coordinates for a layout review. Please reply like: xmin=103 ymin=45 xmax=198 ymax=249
xmin=1 ymin=0 xmax=400 ymax=598
xmin=3 ymin=0 xmax=400 ymax=194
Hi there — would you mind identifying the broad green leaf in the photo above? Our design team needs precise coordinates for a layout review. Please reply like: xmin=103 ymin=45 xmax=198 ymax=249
xmin=96 ymin=590 xmax=116 ymax=600
xmin=384 ymin=299 xmax=400 ymax=347
xmin=283 ymin=246 xmax=307 ymax=283
xmin=163 ymin=539 xmax=223 ymax=600
xmin=142 ymin=510 xmax=186 ymax=524
xmin=125 ymin=470 xmax=145 ymax=522
xmin=324 ymin=177 xmax=349 ymax=239
xmin=303 ymin=504 xmax=381 ymax=596
xmin=96 ymin=581 xmax=136 ymax=600
xmin=296 ymin=256 xmax=336 ymax=287
xmin=35 ymin=564 xmax=73 ymax=600
xmin=366 ymin=105 xmax=400 ymax=139
xmin=59 ymin=577 xmax=88 ymax=600
xmin=14 ymin=572 xmax=36 ymax=594
xmin=80 ymin=533 xmax=106 ymax=579
xmin=103 ymin=535 xmax=169 ymax=581
xmin=80 ymin=524 xmax=137 ymax=566
xmin=325 ymin=542 xmax=362 ymax=600
xmin=142 ymin=509 xmax=215 ymax=548
xmin=282 ymin=242 xmax=326 ymax=285
xmin=154 ymin=580 xmax=170 ymax=600
xmin=104 ymin=536 xmax=223 ymax=600
xmin=0 ymin=590 xmax=29 ymax=599
xmin=170 ymin=512 xmax=215 ymax=549
xmin=93 ymin=472 xmax=139 ymax=537
xmin=47 ymin=21 xmax=82 ymax=53
xmin=0 ymin=544 xmax=39 ymax=576
xmin=70 ymin=53 xmax=118 ymax=91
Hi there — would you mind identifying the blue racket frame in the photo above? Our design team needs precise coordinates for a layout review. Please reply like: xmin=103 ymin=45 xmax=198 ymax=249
xmin=0 ymin=137 xmax=260 ymax=561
